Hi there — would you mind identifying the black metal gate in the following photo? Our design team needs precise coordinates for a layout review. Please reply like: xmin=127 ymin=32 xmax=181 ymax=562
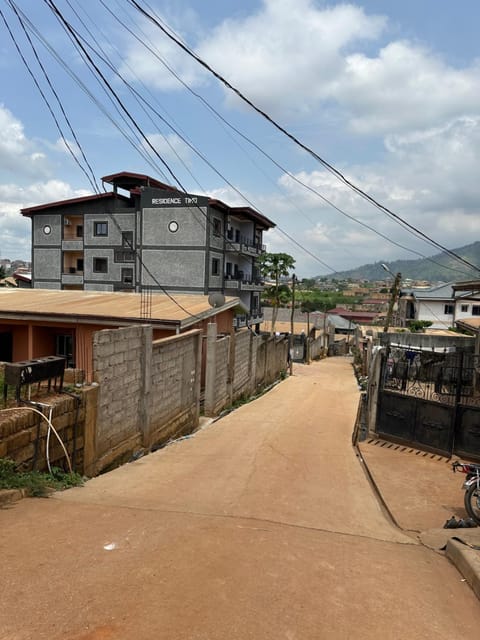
xmin=377 ymin=347 xmax=480 ymax=459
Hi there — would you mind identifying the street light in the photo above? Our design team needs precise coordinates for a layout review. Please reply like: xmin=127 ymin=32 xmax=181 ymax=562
xmin=381 ymin=264 xmax=402 ymax=332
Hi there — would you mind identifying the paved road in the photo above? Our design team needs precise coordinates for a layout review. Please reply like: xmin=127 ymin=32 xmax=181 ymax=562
xmin=1 ymin=357 xmax=480 ymax=639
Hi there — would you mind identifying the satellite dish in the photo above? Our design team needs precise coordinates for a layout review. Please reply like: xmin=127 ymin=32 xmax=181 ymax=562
xmin=208 ymin=292 xmax=226 ymax=308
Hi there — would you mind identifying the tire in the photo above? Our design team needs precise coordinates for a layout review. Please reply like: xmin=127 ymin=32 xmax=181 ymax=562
xmin=464 ymin=483 xmax=480 ymax=525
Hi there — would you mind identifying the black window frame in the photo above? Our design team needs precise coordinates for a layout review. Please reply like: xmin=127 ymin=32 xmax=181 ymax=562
xmin=94 ymin=221 xmax=108 ymax=237
xmin=121 ymin=267 xmax=134 ymax=286
xmin=211 ymin=257 xmax=220 ymax=276
xmin=212 ymin=217 xmax=222 ymax=237
xmin=76 ymin=225 xmax=84 ymax=238
xmin=472 ymin=306 xmax=480 ymax=316
xmin=444 ymin=304 xmax=454 ymax=315
xmin=93 ymin=257 xmax=108 ymax=273
xmin=122 ymin=230 xmax=134 ymax=248
xmin=461 ymin=304 xmax=469 ymax=313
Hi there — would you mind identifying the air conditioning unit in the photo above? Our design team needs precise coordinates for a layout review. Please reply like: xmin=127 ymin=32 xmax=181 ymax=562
xmin=64 ymin=218 xmax=71 ymax=226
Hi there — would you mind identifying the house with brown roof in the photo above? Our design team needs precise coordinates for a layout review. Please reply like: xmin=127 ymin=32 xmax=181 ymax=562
xmin=21 ymin=171 xmax=275 ymax=329
xmin=0 ymin=288 xmax=242 ymax=382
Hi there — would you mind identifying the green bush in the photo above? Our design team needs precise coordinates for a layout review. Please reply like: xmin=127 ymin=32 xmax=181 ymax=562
xmin=0 ymin=458 xmax=83 ymax=496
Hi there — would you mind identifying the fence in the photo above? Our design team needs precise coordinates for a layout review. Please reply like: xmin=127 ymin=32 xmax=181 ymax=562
xmin=1 ymin=323 xmax=289 ymax=476
xmin=374 ymin=346 xmax=480 ymax=459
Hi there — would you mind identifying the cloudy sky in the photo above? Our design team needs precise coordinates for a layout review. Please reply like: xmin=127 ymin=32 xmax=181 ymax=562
xmin=1 ymin=0 xmax=479 ymax=277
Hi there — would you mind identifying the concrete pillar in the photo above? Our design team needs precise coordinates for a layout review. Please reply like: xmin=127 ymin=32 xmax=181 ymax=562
xmin=204 ymin=323 xmax=217 ymax=416
xmin=140 ymin=326 xmax=152 ymax=447
xmin=82 ymin=385 xmax=99 ymax=477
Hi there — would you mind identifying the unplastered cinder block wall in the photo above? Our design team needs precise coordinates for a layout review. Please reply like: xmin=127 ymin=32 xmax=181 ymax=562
xmin=92 ymin=325 xmax=202 ymax=474
xmin=148 ymin=330 xmax=202 ymax=448
xmin=204 ymin=325 xmax=288 ymax=417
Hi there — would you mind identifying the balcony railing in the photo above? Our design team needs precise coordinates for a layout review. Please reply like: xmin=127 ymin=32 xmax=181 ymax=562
xmin=233 ymin=312 xmax=263 ymax=329
xmin=225 ymin=272 xmax=264 ymax=290
xmin=225 ymin=233 xmax=265 ymax=255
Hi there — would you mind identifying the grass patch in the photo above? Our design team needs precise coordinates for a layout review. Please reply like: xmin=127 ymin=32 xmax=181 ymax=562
xmin=0 ymin=458 xmax=83 ymax=497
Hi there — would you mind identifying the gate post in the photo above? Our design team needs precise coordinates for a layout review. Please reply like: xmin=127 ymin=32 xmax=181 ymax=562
xmin=451 ymin=350 xmax=465 ymax=456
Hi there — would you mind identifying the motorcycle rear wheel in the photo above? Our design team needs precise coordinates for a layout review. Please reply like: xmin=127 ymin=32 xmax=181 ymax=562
xmin=464 ymin=483 xmax=480 ymax=525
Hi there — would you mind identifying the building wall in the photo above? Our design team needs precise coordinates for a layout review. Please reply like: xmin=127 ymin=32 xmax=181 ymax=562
xmin=141 ymin=249 xmax=206 ymax=289
xmin=34 ymin=248 xmax=62 ymax=281
xmin=417 ymin=300 xmax=454 ymax=329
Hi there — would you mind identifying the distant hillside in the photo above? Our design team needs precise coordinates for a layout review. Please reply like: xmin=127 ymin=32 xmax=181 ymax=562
xmin=329 ymin=241 xmax=480 ymax=282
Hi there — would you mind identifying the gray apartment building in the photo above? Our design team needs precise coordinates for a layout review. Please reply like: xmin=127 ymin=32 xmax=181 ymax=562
xmin=21 ymin=171 xmax=275 ymax=327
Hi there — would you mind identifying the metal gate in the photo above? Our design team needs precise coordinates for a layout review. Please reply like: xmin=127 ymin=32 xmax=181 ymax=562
xmin=377 ymin=347 xmax=480 ymax=459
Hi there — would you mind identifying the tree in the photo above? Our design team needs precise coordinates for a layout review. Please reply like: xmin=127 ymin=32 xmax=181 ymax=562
xmin=0 ymin=266 xmax=6 ymax=280
xmin=257 ymin=252 xmax=296 ymax=334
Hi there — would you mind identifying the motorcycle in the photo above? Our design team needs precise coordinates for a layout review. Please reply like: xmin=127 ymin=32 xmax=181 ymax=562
xmin=452 ymin=460 xmax=480 ymax=525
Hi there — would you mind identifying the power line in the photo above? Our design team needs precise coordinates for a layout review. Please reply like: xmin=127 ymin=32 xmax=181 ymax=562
xmin=1 ymin=2 xmax=99 ymax=193
xmin=126 ymin=0 xmax=480 ymax=276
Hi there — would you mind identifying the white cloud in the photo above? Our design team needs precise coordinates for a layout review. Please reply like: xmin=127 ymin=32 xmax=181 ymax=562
xmin=0 ymin=180 xmax=90 ymax=260
xmin=255 ymin=114 xmax=480 ymax=275
xmin=340 ymin=42 xmax=480 ymax=134
xmin=143 ymin=132 xmax=192 ymax=165
xmin=0 ymin=105 xmax=50 ymax=177
xmin=197 ymin=0 xmax=385 ymax=116
xmin=118 ymin=18 xmax=207 ymax=92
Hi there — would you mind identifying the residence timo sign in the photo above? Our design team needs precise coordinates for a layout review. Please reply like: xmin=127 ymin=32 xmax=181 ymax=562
xmin=144 ymin=188 xmax=209 ymax=208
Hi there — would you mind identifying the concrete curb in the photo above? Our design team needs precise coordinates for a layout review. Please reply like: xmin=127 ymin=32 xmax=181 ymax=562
xmin=446 ymin=539 xmax=480 ymax=599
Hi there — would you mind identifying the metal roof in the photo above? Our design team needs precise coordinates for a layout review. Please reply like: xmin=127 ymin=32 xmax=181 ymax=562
xmin=0 ymin=289 xmax=242 ymax=330
xmin=101 ymin=171 xmax=177 ymax=192
xmin=21 ymin=192 xmax=129 ymax=216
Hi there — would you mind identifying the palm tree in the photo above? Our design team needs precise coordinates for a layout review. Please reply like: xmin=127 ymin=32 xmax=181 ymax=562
xmin=257 ymin=252 xmax=295 ymax=334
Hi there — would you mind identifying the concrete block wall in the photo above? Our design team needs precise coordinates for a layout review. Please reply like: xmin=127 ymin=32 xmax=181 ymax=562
xmin=205 ymin=327 xmax=288 ymax=416
xmin=93 ymin=326 xmax=146 ymax=467
xmin=148 ymin=331 xmax=201 ymax=446
xmin=0 ymin=391 xmax=90 ymax=474
xmin=91 ymin=326 xmax=202 ymax=474
xmin=232 ymin=329 xmax=252 ymax=400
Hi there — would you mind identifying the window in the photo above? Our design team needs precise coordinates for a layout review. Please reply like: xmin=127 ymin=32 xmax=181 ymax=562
xmin=56 ymin=335 xmax=74 ymax=367
xmin=121 ymin=268 xmax=133 ymax=286
xmin=94 ymin=221 xmax=108 ymax=236
xmin=473 ymin=306 xmax=480 ymax=316
xmin=212 ymin=257 xmax=220 ymax=276
xmin=76 ymin=258 xmax=84 ymax=272
xmin=93 ymin=257 xmax=108 ymax=273
xmin=444 ymin=304 xmax=454 ymax=315
xmin=213 ymin=217 xmax=222 ymax=237
xmin=76 ymin=225 xmax=83 ymax=238
xmin=122 ymin=231 xmax=133 ymax=248
xmin=461 ymin=304 xmax=469 ymax=313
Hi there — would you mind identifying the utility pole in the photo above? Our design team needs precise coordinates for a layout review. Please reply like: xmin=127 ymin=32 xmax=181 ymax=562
xmin=289 ymin=273 xmax=296 ymax=375
xmin=383 ymin=270 xmax=402 ymax=333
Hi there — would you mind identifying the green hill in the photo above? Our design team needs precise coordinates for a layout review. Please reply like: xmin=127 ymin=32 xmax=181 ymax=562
xmin=329 ymin=241 xmax=480 ymax=282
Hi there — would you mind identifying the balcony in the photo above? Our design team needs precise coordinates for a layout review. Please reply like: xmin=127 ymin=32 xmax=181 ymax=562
xmin=62 ymin=240 xmax=84 ymax=251
xmin=61 ymin=271 xmax=84 ymax=285
xmin=225 ymin=233 xmax=265 ymax=256
xmin=224 ymin=275 xmax=240 ymax=290
xmin=233 ymin=312 xmax=263 ymax=329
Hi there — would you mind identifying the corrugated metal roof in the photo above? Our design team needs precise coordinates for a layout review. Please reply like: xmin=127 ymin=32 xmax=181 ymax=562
xmin=0 ymin=288 xmax=240 ymax=328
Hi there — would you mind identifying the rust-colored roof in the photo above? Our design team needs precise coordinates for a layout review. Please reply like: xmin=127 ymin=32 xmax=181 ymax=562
xmin=0 ymin=289 xmax=241 ymax=329
xmin=101 ymin=171 xmax=177 ymax=192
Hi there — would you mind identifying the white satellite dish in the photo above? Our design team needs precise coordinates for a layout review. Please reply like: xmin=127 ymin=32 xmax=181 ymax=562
xmin=208 ymin=292 xmax=226 ymax=308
